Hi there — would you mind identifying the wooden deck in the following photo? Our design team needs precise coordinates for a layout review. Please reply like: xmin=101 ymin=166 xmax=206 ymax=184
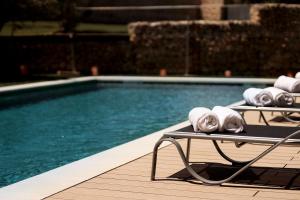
xmin=45 ymin=111 xmax=300 ymax=200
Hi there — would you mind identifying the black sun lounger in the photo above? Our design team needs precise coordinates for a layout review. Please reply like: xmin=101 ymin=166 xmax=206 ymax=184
xmin=151 ymin=124 xmax=300 ymax=185
xmin=229 ymin=100 xmax=300 ymax=125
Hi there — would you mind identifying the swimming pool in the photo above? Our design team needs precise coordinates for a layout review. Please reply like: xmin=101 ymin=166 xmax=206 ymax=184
xmin=0 ymin=82 xmax=252 ymax=187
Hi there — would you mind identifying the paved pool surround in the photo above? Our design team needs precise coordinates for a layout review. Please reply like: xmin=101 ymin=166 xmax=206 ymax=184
xmin=0 ymin=76 xmax=275 ymax=200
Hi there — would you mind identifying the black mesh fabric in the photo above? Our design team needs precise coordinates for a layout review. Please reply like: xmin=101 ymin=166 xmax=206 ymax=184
xmin=176 ymin=125 xmax=300 ymax=139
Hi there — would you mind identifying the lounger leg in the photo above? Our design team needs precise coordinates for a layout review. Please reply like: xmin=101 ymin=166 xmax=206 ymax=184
xmin=259 ymin=112 xmax=262 ymax=122
xmin=151 ymin=137 xmax=192 ymax=180
xmin=241 ymin=112 xmax=244 ymax=118
xmin=153 ymin=130 xmax=300 ymax=185
xmin=151 ymin=137 xmax=165 ymax=181
xmin=281 ymin=112 xmax=300 ymax=124
xmin=240 ymin=112 xmax=248 ymax=125
xmin=259 ymin=111 xmax=270 ymax=126
xmin=152 ymin=137 xmax=221 ymax=184
xmin=186 ymin=138 xmax=191 ymax=162
xmin=234 ymin=141 xmax=247 ymax=148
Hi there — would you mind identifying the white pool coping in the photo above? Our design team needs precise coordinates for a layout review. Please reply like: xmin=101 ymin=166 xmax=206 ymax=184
xmin=96 ymin=76 xmax=276 ymax=84
xmin=0 ymin=76 xmax=276 ymax=200
xmin=0 ymin=76 xmax=276 ymax=94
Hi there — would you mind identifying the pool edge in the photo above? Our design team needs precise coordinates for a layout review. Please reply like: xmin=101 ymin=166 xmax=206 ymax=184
xmin=0 ymin=76 xmax=276 ymax=94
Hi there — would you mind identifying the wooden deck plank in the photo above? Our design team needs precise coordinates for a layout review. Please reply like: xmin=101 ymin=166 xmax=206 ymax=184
xmin=45 ymin=111 xmax=300 ymax=200
xmin=83 ymin=178 xmax=257 ymax=196
xmin=56 ymin=186 xmax=257 ymax=200
xmin=255 ymin=191 xmax=300 ymax=200
xmin=94 ymin=174 xmax=300 ymax=195
xmin=75 ymin=182 xmax=256 ymax=198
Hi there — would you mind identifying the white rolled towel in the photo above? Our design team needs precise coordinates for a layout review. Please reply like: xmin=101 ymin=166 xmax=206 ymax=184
xmin=295 ymin=72 xmax=300 ymax=79
xmin=243 ymin=88 xmax=273 ymax=106
xmin=274 ymin=75 xmax=300 ymax=93
xmin=188 ymin=107 xmax=219 ymax=132
xmin=264 ymin=87 xmax=294 ymax=107
xmin=212 ymin=106 xmax=244 ymax=133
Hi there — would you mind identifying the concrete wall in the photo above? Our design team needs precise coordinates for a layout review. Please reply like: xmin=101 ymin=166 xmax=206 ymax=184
xmin=128 ymin=4 xmax=300 ymax=77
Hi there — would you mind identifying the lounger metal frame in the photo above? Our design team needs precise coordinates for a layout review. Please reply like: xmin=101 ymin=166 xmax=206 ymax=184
xmin=151 ymin=126 xmax=300 ymax=185
xmin=229 ymin=100 xmax=300 ymax=126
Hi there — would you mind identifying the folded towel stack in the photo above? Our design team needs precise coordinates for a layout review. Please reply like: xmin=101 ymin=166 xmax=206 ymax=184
xmin=274 ymin=75 xmax=300 ymax=93
xmin=188 ymin=107 xmax=219 ymax=132
xmin=264 ymin=87 xmax=294 ymax=107
xmin=188 ymin=106 xmax=244 ymax=133
xmin=243 ymin=88 xmax=273 ymax=106
xmin=212 ymin=106 xmax=244 ymax=133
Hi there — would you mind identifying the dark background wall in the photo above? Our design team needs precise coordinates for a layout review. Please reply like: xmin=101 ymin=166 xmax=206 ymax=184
xmin=0 ymin=34 xmax=132 ymax=81
xmin=77 ymin=0 xmax=202 ymax=6
xmin=78 ymin=7 xmax=203 ymax=24
xmin=1 ymin=4 xmax=300 ymax=80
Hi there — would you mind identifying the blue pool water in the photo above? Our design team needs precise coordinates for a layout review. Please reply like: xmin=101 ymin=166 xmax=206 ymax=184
xmin=0 ymin=82 xmax=251 ymax=187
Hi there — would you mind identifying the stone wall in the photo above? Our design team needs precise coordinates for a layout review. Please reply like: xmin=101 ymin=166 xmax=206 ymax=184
xmin=128 ymin=4 xmax=300 ymax=77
